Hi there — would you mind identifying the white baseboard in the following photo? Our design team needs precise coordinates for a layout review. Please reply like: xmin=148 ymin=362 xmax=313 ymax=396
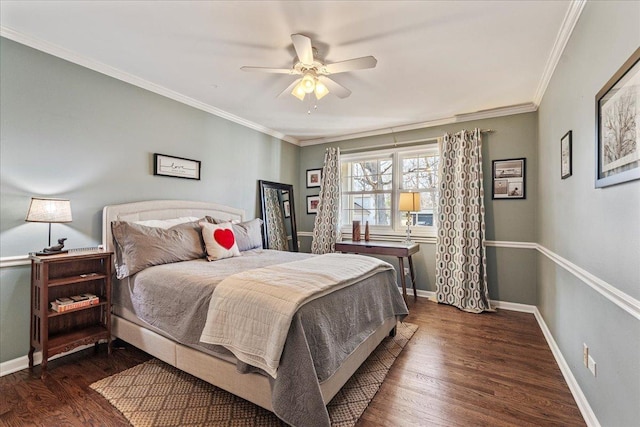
xmin=0 ymin=343 xmax=97 ymax=376
xmin=533 ymin=307 xmax=600 ymax=427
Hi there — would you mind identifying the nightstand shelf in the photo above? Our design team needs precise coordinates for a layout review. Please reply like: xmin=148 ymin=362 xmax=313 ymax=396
xmin=29 ymin=251 xmax=113 ymax=378
xmin=47 ymin=300 xmax=108 ymax=317
xmin=48 ymin=273 xmax=108 ymax=287
xmin=48 ymin=325 xmax=110 ymax=355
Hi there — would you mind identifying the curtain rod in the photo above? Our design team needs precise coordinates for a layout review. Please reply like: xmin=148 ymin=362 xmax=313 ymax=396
xmin=340 ymin=129 xmax=494 ymax=154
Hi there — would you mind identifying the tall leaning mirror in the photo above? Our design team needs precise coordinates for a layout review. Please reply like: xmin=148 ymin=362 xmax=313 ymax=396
xmin=258 ymin=180 xmax=299 ymax=252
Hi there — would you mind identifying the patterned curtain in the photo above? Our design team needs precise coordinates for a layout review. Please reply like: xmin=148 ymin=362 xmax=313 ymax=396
xmin=435 ymin=129 xmax=492 ymax=313
xmin=264 ymin=188 xmax=288 ymax=251
xmin=311 ymin=147 xmax=341 ymax=254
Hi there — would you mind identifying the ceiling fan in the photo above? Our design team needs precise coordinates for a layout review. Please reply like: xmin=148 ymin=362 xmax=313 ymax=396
xmin=241 ymin=34 xmax=377 ymax=101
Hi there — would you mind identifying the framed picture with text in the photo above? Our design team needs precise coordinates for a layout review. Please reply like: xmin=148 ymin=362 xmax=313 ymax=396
xmin=492 ymin=158 xmax=526 ymax=199
xmin=154 ymin=153 xmax=201 ymax=180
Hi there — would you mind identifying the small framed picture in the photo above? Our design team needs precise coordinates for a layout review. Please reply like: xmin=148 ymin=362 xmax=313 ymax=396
xmin=492 ymin=158 xmax=526 ymax=199
xmin=561 ymin=130 xmax=572 ymax=179
xmin=306 ymin=195 xmax=320 ymax=214
xmin=283 ymin=200 xmax=291 ymax=218
xmin=595 ymin=47 xmax=640 ymax=188
xmin=154 ymin=153 xmax=201 ymax=180
xmin=306 ymin=169 xmax=322 ymax=188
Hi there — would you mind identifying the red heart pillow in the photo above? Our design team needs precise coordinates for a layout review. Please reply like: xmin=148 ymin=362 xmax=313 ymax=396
xmin=199 ymin=221 xmax=241 ymax=261
xmin=214 ymin=228 xmax=235 ymax=250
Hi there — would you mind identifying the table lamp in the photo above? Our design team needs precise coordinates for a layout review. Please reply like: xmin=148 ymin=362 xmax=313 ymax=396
xmin=25 ymin=197 xmax=72 ymax=255
xmin=399 ymin=192 xmax=420 ymax=244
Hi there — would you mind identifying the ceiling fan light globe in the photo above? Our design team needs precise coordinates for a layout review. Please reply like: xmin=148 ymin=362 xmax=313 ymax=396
xmin=314 ymin=81 xmax=329 ymax=99
xmin=292 ymin=81 xmax=307 ymax=101
xmin=302 ymin=74 xmax=315 ymax=93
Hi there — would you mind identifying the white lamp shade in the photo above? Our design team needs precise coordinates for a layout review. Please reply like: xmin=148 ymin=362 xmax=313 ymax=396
xmin=25 ymin=198 xmax=72 ymax=223
xmin=399 ymin=192 xmax=421 ymax=212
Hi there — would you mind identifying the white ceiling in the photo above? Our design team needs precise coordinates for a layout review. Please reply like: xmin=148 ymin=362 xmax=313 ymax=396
xmin=0 ymin=1 xmax=580 ymax=145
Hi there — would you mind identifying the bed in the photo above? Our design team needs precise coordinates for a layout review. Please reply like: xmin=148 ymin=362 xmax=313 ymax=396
xmin=102 ymin=200 xmax=408 ymax=427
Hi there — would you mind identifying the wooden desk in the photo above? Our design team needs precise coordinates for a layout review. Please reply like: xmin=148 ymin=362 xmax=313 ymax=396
xmin=334 ymin=240 xmax=419 ymax=304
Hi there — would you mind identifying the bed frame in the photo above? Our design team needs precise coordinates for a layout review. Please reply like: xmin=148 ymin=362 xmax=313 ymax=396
xmin=102 ymin=200 xmax=396 ymax=412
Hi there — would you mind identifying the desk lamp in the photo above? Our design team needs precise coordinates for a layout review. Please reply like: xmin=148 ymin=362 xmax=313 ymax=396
xmin=25 ymin=197 xmax=72 ymax=255
xmin=399 ymin=192 xmax=420 ymax=244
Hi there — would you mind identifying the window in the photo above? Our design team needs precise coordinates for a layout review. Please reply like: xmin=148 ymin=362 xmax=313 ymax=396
xmin=340 ymin=144 xmax=440 ymax=238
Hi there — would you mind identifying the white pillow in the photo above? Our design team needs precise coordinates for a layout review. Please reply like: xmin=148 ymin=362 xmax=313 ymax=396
xmin=134 ymin=216 xmax=200 ymax=229
xmin=199 ymin=221 xmax=241 ymax=261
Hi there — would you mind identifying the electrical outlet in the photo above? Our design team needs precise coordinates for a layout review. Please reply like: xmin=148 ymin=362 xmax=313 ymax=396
xmin=404 ymin=267 xmax=410 ymax=276
xmin=583 ymin=343 xmax=589 ymax=367
xmin=588 ymin=355 xmax=597 ymax=376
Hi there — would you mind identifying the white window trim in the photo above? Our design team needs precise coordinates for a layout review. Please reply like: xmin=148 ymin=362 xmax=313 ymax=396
xmin=340 ymin=144 xmax=439 ymax=241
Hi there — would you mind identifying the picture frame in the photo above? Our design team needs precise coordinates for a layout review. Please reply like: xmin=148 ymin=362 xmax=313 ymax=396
xmin=306 ymin=195 xmax=320 ymax=214
xmin=306 ymin=169 xmax=322 ymax=188
xmin=154 ymin=153 xmax=201 ymax=180
xmin=595 ymin=47 xmax=640 ymax=188
xmin=492 ymin=158 xmax=526 ymax=199
xmin=283 ymin=200 xmax=291 ymax=218
xmin=561 ymin=130 xmax=572 ymax=179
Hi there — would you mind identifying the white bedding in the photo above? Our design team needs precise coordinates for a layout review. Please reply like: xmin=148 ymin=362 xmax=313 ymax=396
xmin=199 ymin=253 xmax=393 ymax=378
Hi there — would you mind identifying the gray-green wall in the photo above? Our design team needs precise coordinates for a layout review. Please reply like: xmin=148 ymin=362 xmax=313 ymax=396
xmin=537 ymin=2 xmax=639 ymax=426
xmin=2 ymin=3 xmax=639 ymax=424
xmin=299 ymin=112 xmax=539 ymax=305
xmin=0 ymin=37 xmax=299 ymax=363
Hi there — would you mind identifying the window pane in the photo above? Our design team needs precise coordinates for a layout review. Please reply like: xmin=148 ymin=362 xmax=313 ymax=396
xmin=341 ymin=148 xmax=439 ymax=233
xmin=341 ymin=191 xmax=392 ymax=226
xmin=402 ymin=154 xmax=439 ymax=190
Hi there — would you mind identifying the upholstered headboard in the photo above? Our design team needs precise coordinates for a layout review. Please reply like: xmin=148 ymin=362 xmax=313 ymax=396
xmin=102 ymin=200 xmax=245 ymax=253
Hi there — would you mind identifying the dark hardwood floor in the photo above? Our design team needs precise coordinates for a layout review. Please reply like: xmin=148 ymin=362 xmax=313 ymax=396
xmin=360 ymin=298 xmax=585 ymax=427
xmin=0 ymin=298 xmax=585 ymax=426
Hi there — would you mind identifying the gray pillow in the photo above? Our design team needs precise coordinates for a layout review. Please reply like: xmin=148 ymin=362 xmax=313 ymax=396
xmin=204 ymin=216 xmax=264 ymax=251
xmin=111 ymin=220 xmax=205 ymax=279
xmin=232 ymin=218 xmax=264 ymax=251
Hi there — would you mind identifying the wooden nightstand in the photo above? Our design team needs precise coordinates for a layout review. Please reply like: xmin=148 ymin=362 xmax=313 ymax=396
xmin=29 ymin=251 xmax=113 ymax=377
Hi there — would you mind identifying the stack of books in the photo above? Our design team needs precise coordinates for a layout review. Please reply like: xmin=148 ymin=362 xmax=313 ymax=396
xmin=50 ymin=293 xmax=99 ymax=312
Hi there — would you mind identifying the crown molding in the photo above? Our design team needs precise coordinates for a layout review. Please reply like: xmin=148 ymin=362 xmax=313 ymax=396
xmin=533 ymin=0 xmax=587 ymax=106
xmin=0 ymin=26 xmax=300 ymax=146
xmin=2 ymin=0 xmax=586 ymax=150
xmin=299 ymin=103 xmax=537 ymax=147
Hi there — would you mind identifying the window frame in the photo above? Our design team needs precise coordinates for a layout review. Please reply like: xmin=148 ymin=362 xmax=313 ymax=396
xmin=340 ymin=143 xmax=440 ymax=240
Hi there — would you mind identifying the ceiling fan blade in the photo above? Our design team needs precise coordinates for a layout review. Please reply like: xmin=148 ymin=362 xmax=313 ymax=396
xmin=278 ymin=78 xmax=303 ymax=98
xmin=324 ymin=56 xmax=377 ymax=74
xmin=318 ymin=76 xmax=351 ymax=99
xmin=241 ymin=66 xmax=296 ymax=74
xmin=291 ymin=34 xmax=314 ymax=65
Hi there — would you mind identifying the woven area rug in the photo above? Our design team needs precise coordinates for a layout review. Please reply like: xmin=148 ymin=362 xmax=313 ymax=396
xmin=91 ymin=322 xmax=417 ymax=427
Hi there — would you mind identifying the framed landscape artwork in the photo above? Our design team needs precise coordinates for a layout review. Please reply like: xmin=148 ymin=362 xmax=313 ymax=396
xmin=492 ymin=158 xmax=526 ymax=199
xmin=561 ymin=130 xmax=572 ymax=179
xmin=306 ymin=169 xmax=322 ymax=188
xmin=306 ymin=195 xmax=320 ymax=214
xmin=595 ymin=47 xmax=640 ymax=188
